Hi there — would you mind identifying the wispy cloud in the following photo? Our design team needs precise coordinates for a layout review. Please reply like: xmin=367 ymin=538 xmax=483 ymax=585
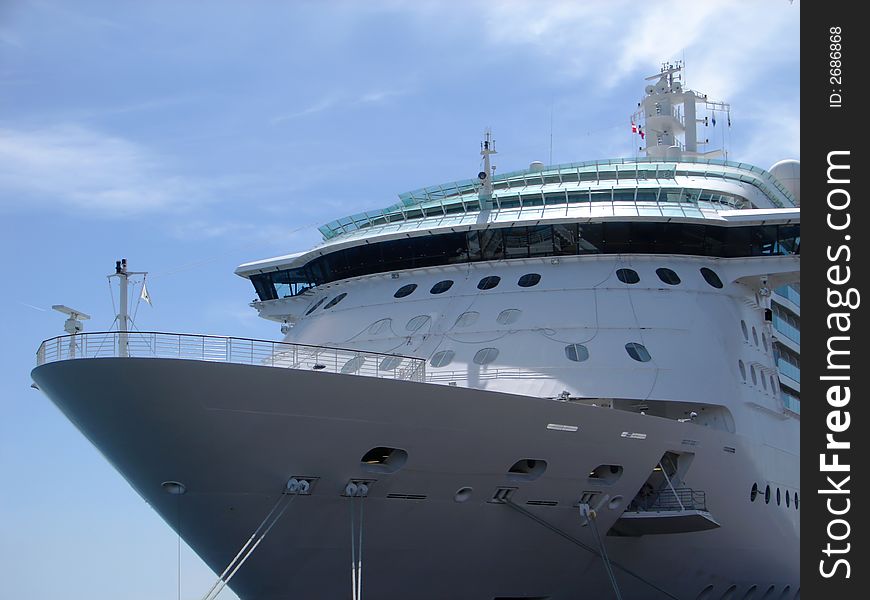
xmin=0 ymin=125 xmax=209 ymax=216
xmin=271 ymin=88 xmax=411 ymax=124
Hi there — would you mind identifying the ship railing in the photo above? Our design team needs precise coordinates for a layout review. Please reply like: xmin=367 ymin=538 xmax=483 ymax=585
xmin=35 ymin=331 xmax=426 ymax=383
xmin=627 ymin=487 xmax=707 ymax=513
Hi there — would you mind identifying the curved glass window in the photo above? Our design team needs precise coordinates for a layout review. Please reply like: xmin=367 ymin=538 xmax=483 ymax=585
xmin=406 ymin=315 xmax=431 ymax=332
xmin=750 ymin=483 xmax=758 ymax=502
xmin=738 ymin=360 xmax=746 ymax=381
xmin=496 ymin=309 xmax=522 ymax=325
xmin=367 ymin=318 xmax=392 ymax=335
xmin=394 ymin=283 xmax=417 ymax=298
xmin=786 ymin=490 xmax=791 ymax=508
xmin=765 ymin=485 xmax=771 ymax=504
xmin=341 ymin=356 xmax=366 ymax=374
xmin=430 ymin=350 xmax=455 ymax=368
xmin=565 ymin=344 xmax=590 ymax=362
xmin=750 ymin=366 xmax=758 ymax=385
xmin=625 ymin=342 xmax=651 ymax=362
xmin=305 ymin=297 xmax=327 ymax=315
xmin=656 ymin=267 xmax=681 ymax=285
xmin=776 ymin=488 xmax=781 ymax=506
xmin=700 ymin=267 xmax=724 ymax=289
xmin=478 ymin=276 xmax=501 ymax=290
xmin=323 ymin=292 xmax=347 ymax=309
xmin=795 ymin=492 xmax=799 ymax=510
xmin=616 ymin=268 xmax=640 ymax=284
xmin=430 ymin=280 xmax=454 ymax=294
xmin=741 ymin=320 xmax=749 ymax=341
xmin=518 ymin=273 xmax=541 ymax=287
xmin=379 ymin=356 xmax=403 ymax=371
xmin=473 ymin=347 xmax=500 ymax=365
xmin=752 ymin=326 xmax=759 ymax=346
xmin=251 ymin=222 xmax=800 ymax=301
xmin=454 ymin=311 xmax=479 ymax=328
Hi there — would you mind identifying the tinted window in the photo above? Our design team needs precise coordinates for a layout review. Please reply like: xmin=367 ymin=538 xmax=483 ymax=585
xmin=750 ymin=483 xmax=758 ymax=502
xmin=430 ymin=280 xmax=454 ymax=294
xmin=478 ymin=276 xmax=501 ymax=290
xmin=473 ymin=347 xmax=500 ymax=365
xmin=323 ymin=292 xmax=347 ymax=309
xmin=655 ymin=267 xmax=681 ymax=285
xmin=625 ymin=342 xmax=651 ymax=362
xmin=565 ymin=344 xmax=590 ymax=362
xmin=305 ymin=297 xmax=327 ymax=315
xmin=700 ymin=267 xmax=724 ymax=288
xmin=379 ymin=356 xmax=403 ymax=371
xmin=496 ymin=309 xmax=522 ymax=325
xmin=430 ymin=350 xmax=455 ymax=367
xmin=394 ymin=283 xmax=417 ymax=298
xmin=406 ymin=315 xmax=431 ymax=332
xmin=765 ymin=485 xmax=771 ymax=504
xmin=616 ymin=268 xmax=640 ymax=284
xmin=518 ymin=273 xmax=541 ymax=287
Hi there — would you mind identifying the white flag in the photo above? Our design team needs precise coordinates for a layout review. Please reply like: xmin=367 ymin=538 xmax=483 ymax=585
xmin=140 ymin=281 xmax=152 ymax=306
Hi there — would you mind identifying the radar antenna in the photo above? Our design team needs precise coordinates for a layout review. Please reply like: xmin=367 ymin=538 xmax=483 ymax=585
xmin=52 ymin=305 xmax=91 ymax=358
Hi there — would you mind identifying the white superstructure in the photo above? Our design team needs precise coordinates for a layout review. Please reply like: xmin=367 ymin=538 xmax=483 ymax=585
xmin=33 ymin=64 xmax=800 ymax=600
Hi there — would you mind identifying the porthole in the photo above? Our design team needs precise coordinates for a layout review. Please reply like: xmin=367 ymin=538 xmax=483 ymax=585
xmin=762 ymin=332 xmax=769 ymax=352
xmin=656 ymin=267 xmax=681 ymax=285
xmin=625 ymin=342 xmax=651 ymax=362
xmin=776 ymin=487 xmax=781 ymax=506
xmin=700 ymin=267 xmax=724 ymax=288
xmin=750 ymin=482 xmax=758 ymax=502
xmin=305 ymin=297 xmax=327 ymax=315
xmin=741 ymin=320 xmax=749 ymax=341
xmin=752 ymin=326 xmax=759 ymax=346
xmin=786 ymin=490 xmax=791 ymax=507
xmin=721 ymin=584 xmax=738 ymax=600
xmin=430 ymin=350 xmax=455 ymax=368
xmin=507 ymin=458 xmax=547 ymax=482
xmin=696 ymin=585 xmax=715 ymax=600
xmin=750 ymin=367 xmax=758 ymax=385
xmin=473 ymin=347 xmax=499 ymax=365
xmin=496 ymin=309 xmax=522 ymax=325
xmin=406 ymin=315 xmax=431 ymax=332
xmin=738 ymin=360 xmax=747 ymax=381
xmin=323 ymin=292 xmax=347 ymax=309
xmin=588 ymin=464 xmax=623 ymax=484
xmin=765 ymin=485 xmax=771 ymax=504
xmin=616 ymin=268 xmax=640 ymax=284
xmin=761 ymin=585 xmax=776 ymax=600
xmin=360 ymin=446 xmax=408 ymax=474
xmin=795 ymin=492 xmax=799 ymax=509
xmin=770 ymin=376 xmax=777 ymax=393
xmin=454 ymin=311 xmax=479 ymax=328
xmin=518 ymin=273 xmax=541 ymax=287
xmin=367 ymin=318 xmax=392 ymax=335
xmin=565 ymin=344 xmax=590 ymax=362
xmin=743 ymin=585 xmax=758 ymax=600
xmin=477 ymin=275 xmax=501 ymax=290
xmin=430 ymin=280 xmax=454 ymax=294
xmin=761 ymin=374 xmax=768 ymax=391
xmin=341 ymin=355 xmax=366 ymax=374
xmin=394 ymin=283 xmax=417 ymax=298
xmin=379 ymin=356 xmax=403 ymax=371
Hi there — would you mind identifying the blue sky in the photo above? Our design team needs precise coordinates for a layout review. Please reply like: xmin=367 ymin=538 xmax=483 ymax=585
xmin=1 ymin=2 xmax=798 ymax=598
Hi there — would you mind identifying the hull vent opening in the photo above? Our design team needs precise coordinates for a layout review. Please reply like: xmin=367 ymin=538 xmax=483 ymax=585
xmin=489 ymin=487 xmax=517 ymax=503
xmin=526 ymin=500 xmax=558 ymax=507
xmin=386 ymin=493 xmax=427 ymax=501
xmin=360 ymin=447 xmax=408 ymax=474
xmin=507 ymin=458 xmax=548 ymax=481
xmin=588 ymin=464 xmax=624 ymax=484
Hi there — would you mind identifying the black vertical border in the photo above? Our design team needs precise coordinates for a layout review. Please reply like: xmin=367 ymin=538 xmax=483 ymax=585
xmin=801 ymin=2 xmax=868 ymax=597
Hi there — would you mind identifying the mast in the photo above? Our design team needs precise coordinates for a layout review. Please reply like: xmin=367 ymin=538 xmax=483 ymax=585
xmin=109 ymin=259 xmax=147 ymax=357
xmin=478 ymin=129 xmax=497 ymax=210
xmin=635 ymin=61 xmax=730 ymax=160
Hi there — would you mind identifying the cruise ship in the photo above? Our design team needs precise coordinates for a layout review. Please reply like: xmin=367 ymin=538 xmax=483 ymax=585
xmin=32 ymin=64 xmax=800 ymax=600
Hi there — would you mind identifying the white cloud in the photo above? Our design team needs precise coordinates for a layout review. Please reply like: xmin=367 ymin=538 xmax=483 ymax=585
xmin=0 ymin=125 xmax=209 ymax=216
xmin=272 ymin=88 xmax=411 ymax=124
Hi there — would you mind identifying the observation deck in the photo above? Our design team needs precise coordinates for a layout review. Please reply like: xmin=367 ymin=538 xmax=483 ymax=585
xmin=35 ymin=331 xmax=426 ymax=383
